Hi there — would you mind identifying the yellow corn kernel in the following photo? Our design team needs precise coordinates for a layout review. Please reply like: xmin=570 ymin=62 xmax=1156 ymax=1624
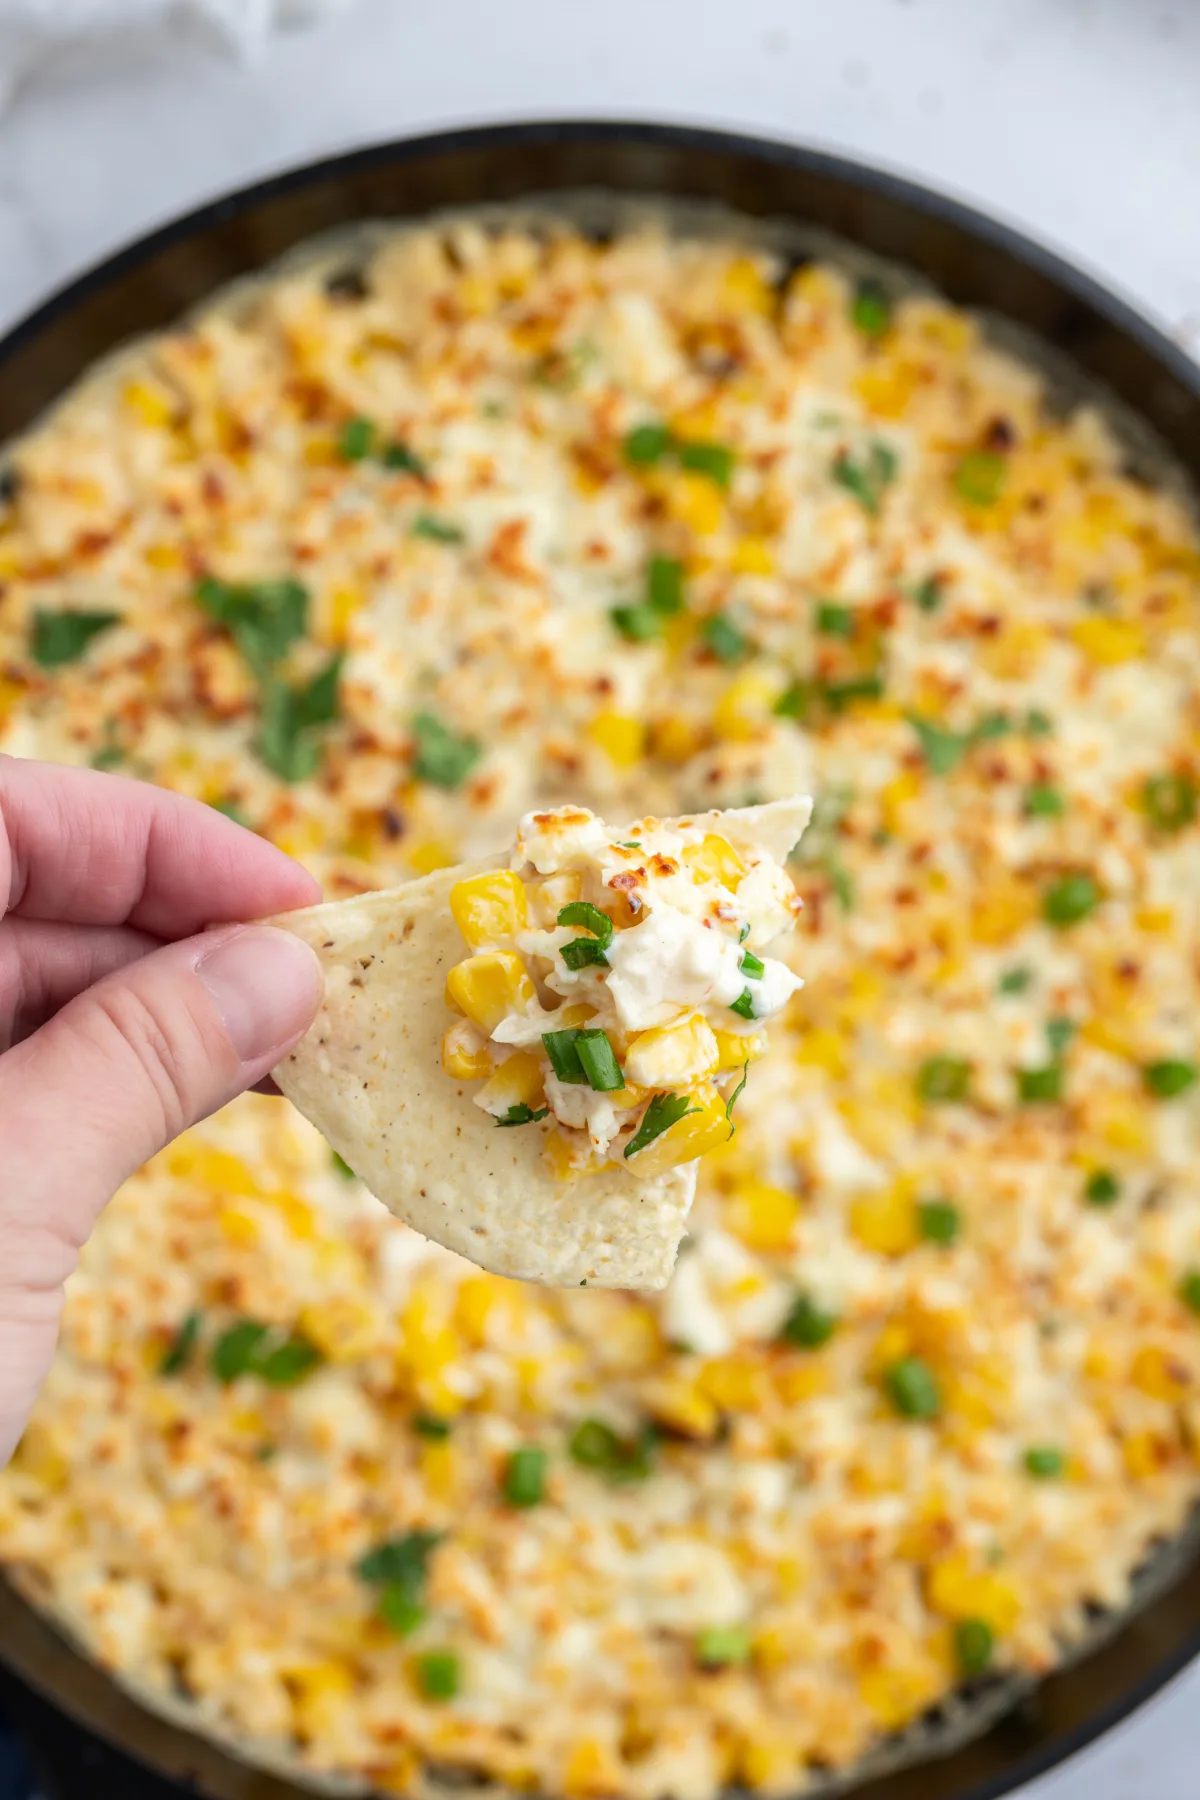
xmin=926 ymin=1554 xmax=1019 ymax=1635
xmin=450 ymin=870 xmax=529 ymax=949
xmin=267 ymin=1190 xmax=316 ymax=1239
xmin=455 ymin=1273 xmax=528 ymax=1346
xmin=218 ymin=1204 xmax=260 ymax=1248
xmin=911 ymin=301 xmax=974 ymax=353
xmin=978 ymin=619 xmax=1049 ymax=680
xmin=587 ymin=709 xmax=645 ymax=769
xmin=722 ymin=255 xmax=774 ymax=315
xmin=286 ymin=1660 xmax=354 ymax=1741
xmin=1131 ymin=1345 xmax=1191 ymax=1402
xmin=853 ymin=359 xmax=919 ymax=421
xmin=298 ymin=1296 xmax=381 ymax=1363
xmin=642 ymin=1374 xmax=720 ymax=1440
xmin=529 ymin=870 xmax=584 ymax=926
xmin=325 ymin=584 xmax=364 ymax=646
xmin=1071 ymin=615 xmax=1147 ymax=666
xmin=373 ymin=1752 xmax=422 ymax=1795
xmin=303 ymin=435 xmax=339 ymax=467
xmin=712 ymin=667 xmax=785 ymax=742
xmin=725 ymin=1178 xmax=800 ymax=1252
xmin=621 ymin=1082 xmax=732 ymax=1177
xmin=1122 ymin=1430 xmax=1166 ymax=1480
xmin=712 ymin=1027 xmax=768 ymax=1070
xmin=625 ymin=1015 xmax=719 ymax=1088
xmin=124 ymin=379 xmax=176 ymax=428
xmin=169 ymin=1143 xmax=261 ymax=1197
xmin=731 ymin=536 xmax=775 ymax=576
xmin=665 ymin=470 xmax=724 ymax=537
xmin=144 ymin=541 xmax=182 ymax=571
xmin=650 ymin=713 xmax=705 ymax=765
xmin=1135 ymin=905 xmax=1175 ymax=935
xmin=476 ymin=1051 xmax=545 ymax=1119
xmin=543 ymin=1130 xmax=604 ymax=1181
xmin=753 ymin=1617 xmax=812 ymax=1672
xmin=698 ymin=1351 xmax=770 ymax=1413
xmin=850 ymin=1184 xmax=919 ymax=1257
xmin=733 ymin=1732 xmax=794 ymax=1793
xmin=879 ymin=771 xmax=923 ymax=837
xmin=1097 ymin=1089 xmax=1151 ymax=1153
xmin=775 ymin=1359 xmax=831 ymax=1404
xmin=11 ymin=1423 xmax=68 ymax=1491
xmin=970 ymin=873 xmax=1037 ymax=946
xmin=408 ymin=838 xmax=458 ymax=875
xmin=441 ymin=1019 xmax=494 ymax=1081
xmin=563 ymin=1737 xmax=623 ymax=1799
xmin=445 ymin=952 xmax=534 ymax=1034
xmin=858 ymin=1663 xmax=943 ymax=1732
xmin=795 ymin=1026 xmax=847 ymax=1079
xmin=682 ymin=833 xmax=746 ymax=890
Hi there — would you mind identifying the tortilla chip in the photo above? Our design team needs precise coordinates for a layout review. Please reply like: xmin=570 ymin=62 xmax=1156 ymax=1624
xmin=270 ymin=800 xmax=810 ymax=1290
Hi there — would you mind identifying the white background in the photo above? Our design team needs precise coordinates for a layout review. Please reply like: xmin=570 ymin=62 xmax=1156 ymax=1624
xmin=1 ymin=2 xmax=1198 ymax=1794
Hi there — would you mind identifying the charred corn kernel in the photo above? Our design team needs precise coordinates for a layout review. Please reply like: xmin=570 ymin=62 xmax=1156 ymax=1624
xmin=409 ymin=838 xmax=458 ymax=875
xmin=1122 ymin=1430 xmax=1166 ymax=1479
xmin=642 ymin=1374 xmax=720 ymax=1440
xmin=217 ymin=1205 xmax=260 ymax=1248
xmin=1131 ymin=1345 xmax=1191 ymax=1402
xmin=650 ymin=714 xmax=705 ymax=765
xmin=442 ymin=1020 xmax=494 ymax=1081
xmin=858 ymin=1664 xmax=942 ymax=1732
xmin=587 ymin=709 xmax=645 ymax=769
xmin=450 ymin=870 xmax=529 ymax=948
xmin=667 ymin=471 xmax=724 ymax=537
xmin=795 ymin=1026 xmax=847 ymax=1079
xmin=879 ymin=770 xmax=922 ymax=835
xmin=304 ymin=435 xmax=339 ymax=467
xmin=927 ymin=1554 xmax=1019 ymax=1635
xmin=625 ymin=1015 xmax=719 ymax=1087
xmin=726 ymin=1178 xmax=800 ymax=1252
xmin=326 ymin=585 xmax=364 ymax=646
xmin=123 ymin=379 xmax=175 ymax=427
xmin=622 ymin=1082 xmax=732 ymax=1177
xmin=683 ymin=833 xmax=746 ymax=890
xmin=445 ymin=952 xmax=535 ymax=1035
xmin=476 ymin=1051 xmax=545 ymax=1118
xmin=970 ymin=874 xmax=1037 ymax=946
xmin=713 ymin=668 xmax=785 ymax=741
xmin=713 ymin=1027 xmax=768 ymax=1070
xmin=698 ymin=1352 xmax=770 ymax=1413
xmin=723 ymin=256 xmax=773 ymax=315
xmin=298 ymin=1296 xmax=380 ymax=1363
xmin=850 ymin=1185 xmax=919 ymax=1257
xmin=731 ymin=536 xmax=774 ymax=576
xmin=1071 ymin=615 xmax=1147 ymax=665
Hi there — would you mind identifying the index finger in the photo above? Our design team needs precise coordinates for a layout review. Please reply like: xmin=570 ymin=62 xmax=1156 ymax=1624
xmin=0 ymin=758 xmax=322 ymax=934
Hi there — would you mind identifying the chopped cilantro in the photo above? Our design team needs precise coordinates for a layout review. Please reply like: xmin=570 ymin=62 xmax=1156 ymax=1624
xmin=1017 ymin=1064 xmax=1063 ymax=1104
xmin=411 ymin=710 xmax=482 ymax=789
xmin=257 ymin=655 xmax=343 ymax=783
xmin=623 ymin=422 xmax=673 ymax=466
xmin=1144 ymin=1059 xmax=1198 ymax=1099
xmin=816 ymin=601 xmax=855 ymax=638
xmin=413 ymin=1412 xmax=453 ymax=1440
xmin=356 ymin=1529 xmax=442 ymax=1589
xmin=339 ymin=416 xmax=375 ymax=461
xmin=1045 ymin=1017 xmax=1076 ymax=1059
xmin=911 ymin=574 xmax=944 ymax=612
xmin=411 ymin=513 xmax=465 ymax=545
xmin=647 ymin=555 xmax=685 ymax=614
xmin=624 ymin=1092 xmax=700 ymax=1159
xmin=382 ymin=440 xmax=428 ymax=477
xmin=832 ymin=440 xmax=898 ymax=516
xmin=1042 ymin=872 xmax=1099 ymax=928
xmin=998 ymin=966 xmax=1032 ymax=995
xmin=415 ymin=1651 xmax=460 ymax=1701
xmin=917 ymin=1199 xmax=961 ymax=1245
xmin=1025 ymin=708 xmax=1054 ymax=737
xmin=954 ymin=450 xmax=1008 ymax=506
xmin=1143 ymin=771 xmax=1197 ymax=833
xmin=1084 ymin=1169 xmax=1120 ymax=1207
xmin=773 ymin=679 xmax=813 ymax=720
xmin=780 ymin=1293 xmax=838 ymax=1349
xmin=32 ymin=608 xmax=121 ymax=669
xmin=1026 ymin=784 xmax=1065 ymax=817
xmin=851 ymin=279 xmax=891 ymax=340
xmin=330 ymin=1150 xmax=356 ymax=1179
xmin=158 ymin=1311 xmax=202 ymax=1377
xmin=916 ymin=1056 xmax=970 ymax=1104
xmin=677 ymin=439 xmax=735 ymax=488
xmin=495 ymin=1103 xmax=549 ymax=1127
xmin=702 ymin=612 xmax=750 ymax=664
xmin=1179 ymin=1271 xmax=1200 ymax=1316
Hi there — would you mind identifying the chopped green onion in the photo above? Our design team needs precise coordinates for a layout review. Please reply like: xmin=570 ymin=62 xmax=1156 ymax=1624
xmin=1084 ymin=1169 xmax=1120 ymax=1207
xmin=411 ymin=513 xmax=465 ymax=545
xmin=821 ymin=672 xmax=884 ymax=710
xmin=495 ymin=1103 xmax=549 ymax=1127
xmin=1017 ymin=1065 xmax=1063 ymax=1105
xmin=1143 ymin=771 xmax=1197 ymax=833
xmin=724 ymin=1061 xmax=750 ymax=1129
xmin=647 ymin=555 xmax=685 ymax=614
xmin=780 ymin=1293 xmax=838 ymax=1349
xmin=560 ymin=937 xmax=610 ymax=971
xmin=503 ymin=1446 xmax=547 ymax=1508
xmin=816 ymin=602 xmax=855 ymax=638
xmin=256 ymin=1335 xmax=322 ymax=1386
xmin=1144 ymin=1059 xmax=1198 ymax=1099
xmin=210 ymin=1320 xmax=321 ymax=1386
xmin=356 ymin=1530 xmax=441 ymax=1588
xmin=339 ymin=416 xmax=375 ymax=461
xmin=413 ymin=1412 xmax=453 ymax=1440
xmin=954 ymin=450 xmax=1008 ymax=506
xmin=557 ymin=902 xmax=614 ymax=949
xmin=1042 ymin=872 xmax=1099 ymax=928
xmin=954 ymin=1618 xmax=995 ymax=1677
xmin=1026 ymin=784 xmax=1065 ymax=817
xmin=677 ymin=440 xmax=735 ymax=488
xmin=1046 ymin=1017 xmax=1076 ymax=1059
xmin=909 ymin=714 xmax=969 ymax=776
xmin=911 ymin=574 xmax=943 ymax=612
xmin=210 ymin=1320 xmax=270 ymax=1384
xmin=158 ymin=1311 xmax=202 ymax=1377
xmin=739 ymin=950 xmax=765 ymax=979
xmin=257 ymin=656 xmax=343 ymax=783
xmin=1025 ymin=708 xmax=1054 ymax=737
xmin=568 ymin=1418 xmax=656 ymax=1482
xmin=702 ymin=612 xmax=749 ymax=664
xmin=1023 ymin=1446 xmax=1065 ymax=1479
xmin=411 ymin=710 xmax=482 ymax=789
xmin=1179 ymin=1271 xmax=1200 ymax=1316
xmin=32 ymin=608 xmax=121 ymax=669
xmin=773 ymin=679 xmax=812 ymax=720
xmin=575 ymin=1029 xmax=625 ymax=1092
xmin=382 ymin=440 xmax=428 ymax=476
xmin=194 ymin=575 xmax=308 ymax=674
xmin=624 ymin=422 xmax=674 ymax=466
xmin=998 ymin=966 xmax=1033 ymax=995
xmin=851 ymin=280 xmax=891 ymax=340
xmin=917 ymin=1199 xmax=961 ymax=1246
xmin=377 ymin=1584 xmax=426 ymax=1638
xmin=832 ymin=440 xmax=898 ymax=516
xmin=624 ymin=1092 xmax=700 ymax=1159
xmin=973 ymin=712 xmax=1011 ymax=742
xmin=916 ymin=1056 xmax=970 ymax=1104
xmin=695 ymin=1625 xmax=751 ymax=1669
xmin=415 ymin=1651 xmax=460 ymax=1701
xmin=610 ymin=602 xmax=663 ymax=642
xmin=884 ymin=1356 xmax=941 ymax=1419
xmin=543 ymin=1029 xmax=587 ymax=1083
xmin=728 ymin=989 xmax=757 ymax=1021
xmin=331 ymin=1150 xmax=356 ymax=1180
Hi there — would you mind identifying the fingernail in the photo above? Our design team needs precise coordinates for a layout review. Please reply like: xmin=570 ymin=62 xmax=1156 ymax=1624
xmin=195 ymin=926 xmax=322 ymax=1063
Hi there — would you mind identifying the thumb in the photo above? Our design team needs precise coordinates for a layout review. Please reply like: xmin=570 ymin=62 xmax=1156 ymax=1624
xmin=0 ymin=924 xmax=321 ymax=1460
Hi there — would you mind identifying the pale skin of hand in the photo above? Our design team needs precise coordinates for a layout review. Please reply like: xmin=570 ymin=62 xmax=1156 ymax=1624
xmin=0 ymin=758 xmax=324 ymax=1467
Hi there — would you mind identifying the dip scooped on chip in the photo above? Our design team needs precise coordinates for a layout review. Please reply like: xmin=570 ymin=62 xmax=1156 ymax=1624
xmin=271 ymin=796 xmax=810 ymax=1289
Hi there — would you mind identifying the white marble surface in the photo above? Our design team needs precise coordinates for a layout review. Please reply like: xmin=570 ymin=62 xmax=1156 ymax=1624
xmin=0 ymin=1 xmax=1199 ymax=1794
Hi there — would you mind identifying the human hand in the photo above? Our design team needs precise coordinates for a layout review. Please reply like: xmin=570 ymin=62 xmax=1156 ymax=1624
xmin=0 ymin=758 xmax=323 ymax=1466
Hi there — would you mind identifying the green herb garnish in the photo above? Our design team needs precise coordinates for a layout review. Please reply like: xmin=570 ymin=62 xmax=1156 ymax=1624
xmin=885 ymin=1356 xmax=941 ymax=1419
xmin=624 ymin=1092 xmax=700 ymax=1159
xmin=998 ymin=966 xmax=1033 ymax=995
xmin=955 ymin=1618 xmax=994 ymax=1676
xmin=411 ymin=514 xmax=466 ymax=545
xmin=210 ymin=1320 xmax=321 ymax=1386
xmin=728 ymin=989 xmax=757 ymax=1021
xmin=1046 ymin=1017 xmax=1076 ymax=1059
xmin=411 ymin=710 xmax=482 ymax=789
xmin=567 ymin=1418 xmax=657 ymax=1483
xmin=821 ymin=672 xmax=884 ymax=710
xmin=1025 ymin=708 xmax=1054 ymax=737
xmin=542 ymin=1029 xmax=587 ymax=1083
xmin=495 ymin=1103 xmax=550 ymax=1127
xmin=832 ymin=440 xmax=898 ymax=516
xmin=1017 ymin=1065 xmax=1063 ymax=1105
xmin=911 ymin=574 xmax=944 ymax=612
xmin=816 ymin=601 xmax=855 ymax=638
xmin=378 ymin=1586 xmax=427 ymax=1639
xmin=1144 ymin=1060 xmax=1198 ymax=1099
xmin=851 ymin=280 xmax=891 ymax=340
xmin=610 ymin=603 xmax=662 ymax=643
xmin=382 ymin=440 xmax=428 ymax=477
xmin=32 ymin=608 xmax=121 ymax=669
xmin=575 ymin=1029 xmax=625 ymax=1093
xmin=917 ymin=1199 xmax=961 ymax=1246
xmin=909 ymin=715 xmax=970 ymax=777
xmin=677 ymin=440 xmax=735 ymax=488
xmin=503 ymin=1445 xmax=547 ymax=1508
xmin=702 ymin=612 xmax=750 ymax=664
xmin=773 ymin=680 xmax=812 ymax=721
xmin=1179 ymin=1271 xmax=1200 ymax=1316
xmin=415 ymin=1651 xmax=460 ymax=1701
xmin=195 ymin=575 xmax=308 ymax=675
xmin=695 ymin=1625 xmax=751 ymax=1669
xmin=916 ymin=1056 xmax=970 ymax=1104
xmin=1084 ymin=1169 xmax=1120 ymax=1207
xmin=356 ymin=1529 xmax=442 ymax=1588
xmin=257 ymin=655 xmax=343 ymax=783
xmin=647 ymin=555 xmax=685 ymax=614
xmin=413 ymin=1412 xmax=453 ymax=1440
xmin=724 ymin=1061 xmax=750 ymax=1129
xmin=158 ymin=1311 xmax=202 ymax=1377
xmin=739 ymin=950 xmax=765 ymax=979
xmin=623 ymin=423 xmax=673 ymax=467
xmin=781 ymin=1293 xmax=838 ymax=1349
xmin=560 ymin=937 xmax=610 ymax=971
xmin=954 ymin=450 xmax=1008 ymax=507
xmin=1143 ymin=771 xmax=1197 ymax=833
xmin=331 ymin=1150 xmax=356 ymax=1180
xmin=1024 ymin=1446 xmax=1065 ymax=1479
xmin=339 ymin=416 xmax=375 ymax=461
xmin=1042 ymin=872 xmax=1099 ymax=928
xmin=557 ymin=902 xmax=614 ymax=949
xmin=1026 ymin=784 xmax=1065 ymax=817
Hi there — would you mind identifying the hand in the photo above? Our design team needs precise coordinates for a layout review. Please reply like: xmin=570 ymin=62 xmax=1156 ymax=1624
xmin=0 ymin=758 xmax=323 ymax=1465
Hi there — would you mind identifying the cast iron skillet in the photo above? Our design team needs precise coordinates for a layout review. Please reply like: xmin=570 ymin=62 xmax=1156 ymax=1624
xmin=1 ymin=119 xmax=1200 ymax=1800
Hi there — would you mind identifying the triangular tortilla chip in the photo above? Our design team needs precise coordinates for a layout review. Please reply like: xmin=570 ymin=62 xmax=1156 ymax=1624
xmin=270 ymin=798 xmax=811 ymax=1289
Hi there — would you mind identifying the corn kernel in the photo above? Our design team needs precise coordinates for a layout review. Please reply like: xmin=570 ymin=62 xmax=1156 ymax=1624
xmin=450 ymin=870 xmax=529 ymax=949
xmin=621 ymin=1082 xmax=732 ymax=1177
xmin=642 ymin=1374 xmax=720 ymax=1440
xmin=850 ymin=1184 xmax=919 ymax=1257
xmin=795 ymin=1027 xmax=847 ymax=1079
xmin=1135 ymin=905 xmax=1175 ymax=934
xmin=712 ymin=1027 xmax=768 ymax=1070
xmin=145 ymin=541 xmax=182 ymax=571
xmin=1071 ymin=615 xmax=1147 ymax=666
xmin=455 ymin=1273 xmax=528 ymax=1346
xmin=1131 ymin=1345 xmax=1191 ymax=1402
xmin=725 ymin=1178 xmax=801 ymax=1252
xmin=298 ymin=1296 xmax=381 ymax=1363
xmin=698 ymin=1352 xmax=770 ymax=1413
xmin=442 ymin=1019 xmax=494 ymax=1081
xmin=124 ymin=379 xmax=176 ymax=428
xmin=853 ymin=359 xmax=920 ymax=420
xmin=543 ymin=1130 xmax=604 ymax=1181
xmin=587 ymin=710 xmax=645 ymax=769
xmin=926 ymin=1554 xmax=1019 ymax=1635
xmin=731 ymin=537 xmax=775 ymax=576
xmin=409 ymin=838 xmax=458 ymax=875
xmin=286 ymin=1660 xmax=355 ymax=1741
xmin=1122 ymin=1430 xmax=1166 ymax=1480
xmin=563 ymin=1737 xmax=622 ymax=1799
xmin=667 ymin=471 xmax=724 ymax=537
xmin=682 ymin=833 xmax=746 ymax=890
xmin=713 ymin=668 xmax=785 ymax=742
xmin=879 ymin=770 xmax=923 ymax=836
xmin=650 ymin=714 xmax=705 ymax=765
xmin=970 ymin=873 xmax=1037 ymax=946
xmin=734 ymin=1731 xmax=794 ymax=1792
xmin=476 ymin=1050 xmax=545 ymax=1118
xmin=722 ymin=256 xmax=774 ymax=315
xmin=445 ymin=952 xmax=535 ymax=1034
xmin=625 ymin=1015 xmax=719 ymax=1088
xmin=858 ymin=1663 xmax=942 ymax=1731
xmin=169 ymin=1143 xmax=261 ymax=1197
xmin=326 ymin=585 xmax=364 ymax=647
xmin=218 ymin=1205 xmax=260 ymax=1248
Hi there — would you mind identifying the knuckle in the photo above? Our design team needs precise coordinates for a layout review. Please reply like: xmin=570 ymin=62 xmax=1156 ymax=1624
xmin=86 ymin=978 xmax=224 ymax=1144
